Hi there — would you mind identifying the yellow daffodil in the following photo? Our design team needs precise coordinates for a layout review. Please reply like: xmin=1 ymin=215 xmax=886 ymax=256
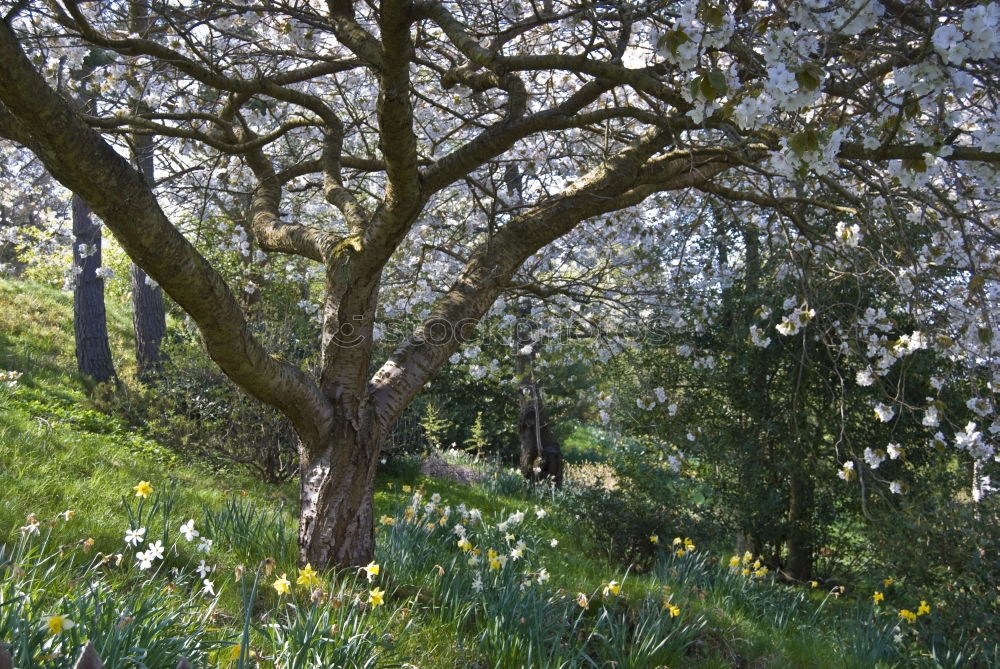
xmin=883 ymin=577 xmax=894 ymax=587
xmin=576 ymin=592 xmax=589 ymax=609
xmin=368 ymin=587 xmax=384 ymax=607
xmin=603 ymin=580 xmax=621 ymax=597
xmin=457 ymin=537 xmax=472 ymax=552
xmin=297 ymin=563 xmax=319 ymax=587
xmin=667 ymin=604 xmax=680 ymax=617
xmin=133 ymin=480 xmax=153 ymax=498
xmin=489 ymin=557 xmax=502 ymax=570
xmin=917 ymin=600 xmax=931 ymax=616
xmin=46 ymin=614 xmax=74 ymax=635
xmin=672 ymin=537 xmax=682 ymax=546
xmin=728 ymin=555 xmax=740 ymax=568
xmin=899 ymin=609 xmax=917 ymax=623
xmin=272 ymin=573 xmax=291 ymax=595
xmin=379 ymin=515 xmax=395 ymax=526
xmin=362 ymin=561 xmax=379 ymax=582
xmin=684 ymin=538 xmax=695 ymax=552
xmin=873 ymin=591 xmax=884 ymax=604
xmin=809 ymin=580 xmax=819 ymax=588
xmin=675 ymin=549 xmax=685 ymax=557
xmin=649 ymin=535 xmax=659 ymax=544
xmin=402 ymin=485 xmax=412 ymax=493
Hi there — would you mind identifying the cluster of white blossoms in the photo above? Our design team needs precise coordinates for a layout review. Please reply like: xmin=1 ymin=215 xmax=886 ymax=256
xmin=775 ymin=301 xmax=816 ymax=337
xmin=0 ymin=370 xmax=22 ymax=388
xmin=834 ymin=222 xmax=862 ymax=248
xmin=217 ymin=222 xmax=251 ymax=258
xmin=789 ymin=0 xmax=884 ymax=36
xmin=61 ymin=264 xmax=83 ymax=291
xmin=932 ymin=3 xmax=1000 ymax=65
xmin=749 ymin=324 xmax=771 ymax=348
xmin=954 ymin=422 xmax=995 ymax=461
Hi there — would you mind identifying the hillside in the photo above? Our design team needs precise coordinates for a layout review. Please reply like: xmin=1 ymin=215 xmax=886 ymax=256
xmin=0 ymin=278 xmax=943 ymax=668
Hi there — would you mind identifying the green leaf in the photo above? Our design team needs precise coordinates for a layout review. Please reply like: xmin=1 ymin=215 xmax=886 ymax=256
xmin=795 ymin=64 xmax=823 ymax=92
xmin=708 ymin=70 xmax=728 ymax=97
xmin=969 ymin=273 xmax=985 ymax=294
xmin=789 ymin=130 xmax=820 ymax=157
xmin=701 ymin=4 xmax=725 ymax=27
xmin=660 ymin=29 xmax=691 ymax=56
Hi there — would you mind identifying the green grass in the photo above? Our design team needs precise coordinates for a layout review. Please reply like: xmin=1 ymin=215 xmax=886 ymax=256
xmin=0 ymin=277 xmax=944 ymax=668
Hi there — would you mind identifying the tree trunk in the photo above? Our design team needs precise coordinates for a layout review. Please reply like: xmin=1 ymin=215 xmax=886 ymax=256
xmin=72 ymin=194 xmax=117 ymax=385
xmin=515 ymin=299 xmax=563 ymax=486
xmin=130 ymin=131 xmax=166 ymax=378
xmin=786 ymin=468 xmax=814 ymax=580
xmin=297 ymin=423 xmax=381 ymax=567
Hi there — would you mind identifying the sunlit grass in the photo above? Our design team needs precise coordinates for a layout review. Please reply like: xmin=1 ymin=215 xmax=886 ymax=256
xmin=0 ymin=277 xmax=949 ymax=668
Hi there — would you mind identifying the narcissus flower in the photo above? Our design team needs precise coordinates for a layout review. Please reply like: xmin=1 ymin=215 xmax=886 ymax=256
xmin=124 ymin=526 xmax=146 ymax=546
xmin=273 ymin=573 xmax=291 ymax=595
xmin=179 ymin=519 xmax=198 ymax=541
xmin=297 ymin=563 xmax=319 ymax=587
xmin=917 ymin=600 xmax=931 ymax=616
xmin=873 ymin=591 xmax=884 ymax=604
xmin=728 ymin=555 xmax=740 ymax=568
xmin=379 ymin=515 xmax=395 ymax=526
xmin=362 ymin=562 xmax=380 ymax=581
xmin=368 ymin=587 xmax=384 ymax=607
xmin=46 ymin=614 xmax=74 ymax=635
xmin=133 ymin=480 xmax=153 ymax=498
xmin=650 ymin=535 xmax=659 ymax=544
xmin=603 ymin=580 xmax=621 ymax=597
xmin=899 ymin=609 xmax=917 ymax=623
xmin=667 ymin=604 xmax=680 ymax=617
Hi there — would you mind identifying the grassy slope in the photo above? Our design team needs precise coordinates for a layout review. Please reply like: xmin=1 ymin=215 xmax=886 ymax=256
xmin=1 ymin=278 xmax=896 ymax=668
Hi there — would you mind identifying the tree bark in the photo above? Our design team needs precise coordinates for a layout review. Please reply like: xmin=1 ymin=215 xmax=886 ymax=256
xmin=298 ymin=421 xmax=381 ymax=567
xmin=516 ymin=299 xmax=563 ymax=485
xmin=786 ymin=467 xmax=814 ymax=580
xmin=72 ymin=194 xmax=117 ymax=386
xmin=131 ymin=132 xmax=166 ymax=378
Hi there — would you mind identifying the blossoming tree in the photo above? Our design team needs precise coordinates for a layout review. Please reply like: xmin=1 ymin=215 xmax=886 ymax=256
xmin=0 ymin=0 xmax=998 ymax=567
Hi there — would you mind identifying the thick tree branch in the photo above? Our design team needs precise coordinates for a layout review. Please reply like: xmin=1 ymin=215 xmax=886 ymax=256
xmin=0 ymin=19 xmax=334 ymax=444
xmin=369 ymin=132 xmax=733 ymax=429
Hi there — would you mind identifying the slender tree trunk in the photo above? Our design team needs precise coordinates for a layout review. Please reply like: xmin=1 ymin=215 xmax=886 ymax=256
xmin=72 ymin=195 xmax=117 ymax=385
xmin=786 ymin=467 xmax=814 ymax=580
xmin=126 ymin=2 xmax=166 ymax=378
xmin=130 ymin=132 xmax=166 ymax=378
xmin=516 ymin=299 xmax=563 ymax=485
xmin=298 ymin=422 xmax=381 ymax=567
